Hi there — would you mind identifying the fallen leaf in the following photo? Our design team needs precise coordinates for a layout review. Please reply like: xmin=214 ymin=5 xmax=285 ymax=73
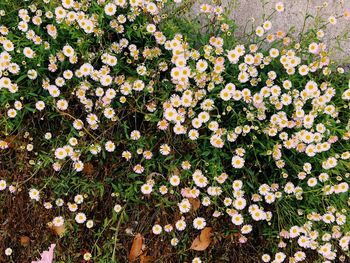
xmin=129 ymin=233 xmax=143 ymax=262
xmin=20 ymin=235 xmax=30 ymax=247
xmin=49 ymin=224 xmax=66 ymax=237
xmin=188 ymin=198 xmax=200 ymax=211
xmin=190 ymin=227 xmax=213 ymax=251
xmin=224 ymin=232 xmax=241 ymax=240
xmin=171 ymin=167 xmax=180 ymax=176
xmin=83 ymin=162 xmax=94 ymax=176
xmin=4 ymin=135 xmax=18 ymax=149
xmin=140 ymin=252 xmax=153 ymax=263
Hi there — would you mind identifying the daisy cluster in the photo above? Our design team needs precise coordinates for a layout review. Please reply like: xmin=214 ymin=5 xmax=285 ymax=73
xmin=0 ymin=0 xmax=350 ymax=262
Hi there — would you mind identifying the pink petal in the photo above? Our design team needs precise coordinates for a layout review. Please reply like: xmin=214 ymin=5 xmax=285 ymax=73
xmin=32 ymin=244 xmax=56 ymax=263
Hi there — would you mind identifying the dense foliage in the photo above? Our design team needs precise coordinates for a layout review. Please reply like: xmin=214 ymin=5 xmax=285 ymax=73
xmin=0 ymin=0 xmax=350 ymax=262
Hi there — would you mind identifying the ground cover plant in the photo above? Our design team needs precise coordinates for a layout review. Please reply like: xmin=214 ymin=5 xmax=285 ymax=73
xmin=0 ymin=0 xmax=350 ymax=262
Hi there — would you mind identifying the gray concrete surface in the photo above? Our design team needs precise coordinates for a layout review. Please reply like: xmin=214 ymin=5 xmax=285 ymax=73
xmin=191 ymin=0 xmax=350 ymax=62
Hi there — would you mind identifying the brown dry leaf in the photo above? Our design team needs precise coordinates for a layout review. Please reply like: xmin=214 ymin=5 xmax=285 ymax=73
xmin=129 ymin=233 xmax=143 ymax=262
xmin=188 ymin=198 xmax=200 ymax=211
xmin=140 ymin=253 xmax=153 ymax=263
xmin=171 ymin=167 xmax=180 ymax=176
xmin=20 ymin=236 xmax=30 ymax=247
xmin=224 ymin=231 xmax=240 ymax=241
xmin=5 ymin=135 xmax=18 ymax=149
xmin=190 ymin=227 xmax=213 ymax=251
xmin=50 ymin=224 xmax=66 ymax=237
xmin=83 ymin=162 xmax=94 ymax=176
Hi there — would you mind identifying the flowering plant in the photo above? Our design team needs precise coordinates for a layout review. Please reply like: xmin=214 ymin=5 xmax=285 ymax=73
xmin=0 ymin=0 xmax=350 ymax=262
